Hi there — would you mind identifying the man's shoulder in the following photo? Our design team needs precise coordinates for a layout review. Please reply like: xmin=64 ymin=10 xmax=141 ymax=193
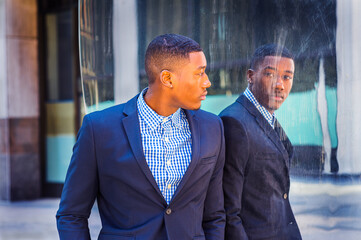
xmin=219 ymin=97 xmax=247 ymax=118
xmin=85 ymin=95 xmax=138 ymax=123
xmin=189 ymin=109 xmax=223 ymax=132
xmin=194 ymin=108 xmax=220 ymax=121
xmin=83 ymin=99 xmax=135 ymax=130
xmin=86 ymin=103 xmax=125 ymax=121
xmin=218 ymin=97 xmax=258 ymax=131
xmin=190 ymin=109 xmax=224 ymax=129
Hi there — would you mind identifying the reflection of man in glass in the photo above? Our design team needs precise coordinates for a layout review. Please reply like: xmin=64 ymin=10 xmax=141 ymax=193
xmin=56 ymin=34 xmax=225 ymax=239
xmin=220 ymin=44 xmax=302 ymax=239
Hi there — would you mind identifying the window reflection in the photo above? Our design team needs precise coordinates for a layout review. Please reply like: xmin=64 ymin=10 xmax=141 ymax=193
xmin=78 ymin=0 xmax=361 ymax=238
xmin=137 ymin=0 xmax=338 ymax=176
xmin=79 ymin=0 xmax=114 ymax=109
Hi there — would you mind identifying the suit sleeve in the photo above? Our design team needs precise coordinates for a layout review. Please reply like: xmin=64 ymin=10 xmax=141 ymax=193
xmin=202 ymin=118 xmax=226 ymax=240
xmin=221 ymin=116 xmax=249 ymax=240
xmin=56 ymin=115 xmax=99 ymax=240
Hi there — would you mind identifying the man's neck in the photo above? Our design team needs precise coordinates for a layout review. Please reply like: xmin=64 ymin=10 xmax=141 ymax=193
xmin=144 ymin=87 xmax=179 ymax=117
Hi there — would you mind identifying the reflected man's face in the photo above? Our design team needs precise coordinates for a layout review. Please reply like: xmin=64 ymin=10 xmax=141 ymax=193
xmin=248 ymin=56 xmax=294 ymax=114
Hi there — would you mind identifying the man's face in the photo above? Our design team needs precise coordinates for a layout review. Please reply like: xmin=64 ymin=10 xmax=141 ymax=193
xmin=171 ymin=51 xmax=211 ymax=110
xmin=248 ymin=56 xmax=294 ymax=114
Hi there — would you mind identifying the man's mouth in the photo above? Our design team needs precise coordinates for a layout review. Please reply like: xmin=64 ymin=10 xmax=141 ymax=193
xmin=200 ymin=91 xmax=208 ymax=100
xmin=272 ymin=93 xmax=284 ymax=101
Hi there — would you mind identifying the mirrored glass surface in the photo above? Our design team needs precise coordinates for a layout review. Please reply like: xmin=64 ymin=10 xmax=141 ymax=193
xmin=79 ymin=0 xmax=361 ymax=238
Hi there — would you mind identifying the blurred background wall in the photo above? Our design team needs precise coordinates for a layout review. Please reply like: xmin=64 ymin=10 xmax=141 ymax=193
xmin=0 ymin=0 xmax=40 ymax=201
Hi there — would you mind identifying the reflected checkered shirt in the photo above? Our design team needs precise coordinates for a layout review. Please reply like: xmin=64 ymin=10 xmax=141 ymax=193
xmin=137 ymin=88 xmax=192 ymax=204
xmin=244 ymin=87 xmax=275 ymax=128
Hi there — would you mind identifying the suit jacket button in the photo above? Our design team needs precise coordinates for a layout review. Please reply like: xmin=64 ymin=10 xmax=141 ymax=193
xmin=166 ymin=208 xmax=172 ymax=215
xmin=283 ymin=193 xmax=288 ymax=199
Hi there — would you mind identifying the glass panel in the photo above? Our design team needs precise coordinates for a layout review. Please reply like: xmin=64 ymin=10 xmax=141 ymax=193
xmin=45 ymin=10 xmax=76 ymax=183
xmin=46 ymin=11 xmax=74 ymax=101
xmin=79 ymin=0 xmax=361 ymax=238
xmin=79 ymin=0 xmax=114 ymax=112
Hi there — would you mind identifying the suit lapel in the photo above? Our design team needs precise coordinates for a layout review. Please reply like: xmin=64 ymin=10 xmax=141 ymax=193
xmin=264 ymin=119 xmax=290 ymax=169
xmin=238 ymin=95 xmax=291 ymax=167
xmin=122 ymin=95 xmax=165 ymax=201
xmin=170 ymin=109 xmax=200 ymax=203
xmin=275 ymin=119 xmax=294 ymax=168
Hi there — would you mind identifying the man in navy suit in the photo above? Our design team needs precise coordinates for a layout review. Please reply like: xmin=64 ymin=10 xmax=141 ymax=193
xmin=220 ymin=44 xmax=302 ymax=239
xmin=56 ymin=34 xmax=225 ymax=240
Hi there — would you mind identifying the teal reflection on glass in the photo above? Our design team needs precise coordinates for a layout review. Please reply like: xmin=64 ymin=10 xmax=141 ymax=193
xmin=46 ymin=135 xmax=75 ymax=183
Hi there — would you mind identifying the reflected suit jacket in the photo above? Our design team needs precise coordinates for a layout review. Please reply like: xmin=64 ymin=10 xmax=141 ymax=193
xmin=56 ymin=94 xmax=225 ymax=240
xmin=219 ymin=95 xmax=302 ymax=240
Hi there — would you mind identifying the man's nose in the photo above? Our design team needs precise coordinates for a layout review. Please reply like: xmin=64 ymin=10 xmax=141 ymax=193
xmin=274 ymin=75 xmax=284 ymax=90
xmin=203 ymin=74 xmax=211 ymax=88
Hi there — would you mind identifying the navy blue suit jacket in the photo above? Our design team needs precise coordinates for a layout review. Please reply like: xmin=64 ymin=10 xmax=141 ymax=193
xmin=56 ymin=94 xmax=225 ymax=240
xmin=219 ymin=95 xmax=302 ymax=240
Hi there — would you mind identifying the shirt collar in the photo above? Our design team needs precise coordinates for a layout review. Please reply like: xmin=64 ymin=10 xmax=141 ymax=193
xmin=244 ymin=87 xmax=275 ymax=128
xmin=137 ymin=88 xmax=184 ymax=130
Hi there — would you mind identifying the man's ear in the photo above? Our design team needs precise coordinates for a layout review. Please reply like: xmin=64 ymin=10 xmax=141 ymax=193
xmin=247 ymin=69 xmax=254 ymax=84
xmin=160 ymin=70 xmax=173 ymax=88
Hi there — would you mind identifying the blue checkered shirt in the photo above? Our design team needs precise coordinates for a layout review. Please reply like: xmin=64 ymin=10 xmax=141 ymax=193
xmin=244 ymin=87 xmax=275 ymax=128
xmin=137 ymin=88 xmax=192 ymax=204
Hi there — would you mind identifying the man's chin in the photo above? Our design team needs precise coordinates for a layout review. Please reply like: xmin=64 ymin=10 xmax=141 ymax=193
xmin=184 ymin=104 xmax=201 ymax=111
xmin=269 ymin=100 xmax=285 ymax=111
xmin=188 ymin=106 xmax=201 ymax=111
xmin=269 ymin=104 xmax=282 ymax=112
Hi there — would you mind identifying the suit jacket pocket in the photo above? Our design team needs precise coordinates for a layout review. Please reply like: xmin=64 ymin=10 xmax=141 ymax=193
xmin=255 ymin=152 xmax=277 ymax=160
xmin=199 ymin=155 xmax=217 ymax=165
xmin=193 ymin=235 xmax=205 ymax=240
xmin=98 ymin=232 xmax=135 ymax=240
xmin=253 ymin=152 xmax=279 ymax=172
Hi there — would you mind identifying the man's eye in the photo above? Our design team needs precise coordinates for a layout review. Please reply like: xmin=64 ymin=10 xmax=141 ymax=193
xmin=265 ymin=72 xmax=274 ymax=78
xmin=283 ymin=75 xmax=292 ymax=80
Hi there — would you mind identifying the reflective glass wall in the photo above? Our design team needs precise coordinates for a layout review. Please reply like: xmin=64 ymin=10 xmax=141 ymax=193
xmin=43 ymin=4 xmax=80 ymax=186
xmin=79 ymin=0 xmax=361 ymax=238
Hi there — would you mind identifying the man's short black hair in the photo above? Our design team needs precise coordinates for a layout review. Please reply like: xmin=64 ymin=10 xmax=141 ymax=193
xmin=145 ymin=34 xmax=202 ymax=84
xmin=250 ymin=44 xmax=294 ymax=70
